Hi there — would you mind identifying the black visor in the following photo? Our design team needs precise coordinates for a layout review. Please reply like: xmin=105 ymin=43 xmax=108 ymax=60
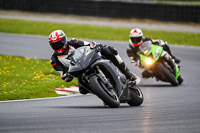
xmin=50 ymin=36 xmax=66 ymax=50
xmin=50 ymin=41 xmax=64 ymax=50
xmin=131 ymin=37 xmax=142 ymax=44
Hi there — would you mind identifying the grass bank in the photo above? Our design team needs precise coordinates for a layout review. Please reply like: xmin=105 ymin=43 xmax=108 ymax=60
xmin=0 ymin=19 xmax=200 ymax=46
xmin=0 ymin=55 xmax=78 ymax=101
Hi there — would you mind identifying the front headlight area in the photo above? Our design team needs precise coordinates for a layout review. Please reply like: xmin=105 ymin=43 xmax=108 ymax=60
xmin=144 ymin=57 xmax=154 ymax=66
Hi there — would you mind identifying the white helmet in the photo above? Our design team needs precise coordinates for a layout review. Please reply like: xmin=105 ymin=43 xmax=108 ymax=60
xmin=129 ymin=28 xmax=143 ymax=46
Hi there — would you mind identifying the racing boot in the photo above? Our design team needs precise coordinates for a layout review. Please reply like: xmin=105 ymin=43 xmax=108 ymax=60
xmin=123 ymin=68 xmax=139 ymax=89
xmin=163 ymin=42 xmax=180 ymax=64
xmin=79 ymin=86 xmax=89 ymax=95
xmin=118 ymin=62 xmax=137 ymax=88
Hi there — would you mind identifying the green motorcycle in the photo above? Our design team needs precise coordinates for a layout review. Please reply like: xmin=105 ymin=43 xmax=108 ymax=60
xmin=135 ymin=41 xmax=183 ymax=86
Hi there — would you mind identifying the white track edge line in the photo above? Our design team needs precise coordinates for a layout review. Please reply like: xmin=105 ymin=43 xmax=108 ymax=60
xmin=0 ymin=94 xmax=82 ymax=103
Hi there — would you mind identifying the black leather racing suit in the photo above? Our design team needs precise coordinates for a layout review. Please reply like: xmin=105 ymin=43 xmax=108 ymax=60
xmin=50 ymin=38 xmax=135 ymax=83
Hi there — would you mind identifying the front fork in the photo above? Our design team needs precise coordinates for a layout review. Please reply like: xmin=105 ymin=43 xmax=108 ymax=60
xmin=96 ymin=66 xmax=114 ymax=89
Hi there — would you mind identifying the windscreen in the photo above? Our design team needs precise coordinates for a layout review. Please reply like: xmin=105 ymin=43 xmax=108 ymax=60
xmin=137 ymin=41 xmax=152 ymax=55
xmin=72 ymin=46 xmax=91 ymax=63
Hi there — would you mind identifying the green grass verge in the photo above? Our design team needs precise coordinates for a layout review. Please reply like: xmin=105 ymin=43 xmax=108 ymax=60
xmin=0 ymin=19 xmax=200 ymax=46
xmin=155 ymin=0 xmax=200 ymax=5
xmin=0 ymin=55 xmax=78 ymax=101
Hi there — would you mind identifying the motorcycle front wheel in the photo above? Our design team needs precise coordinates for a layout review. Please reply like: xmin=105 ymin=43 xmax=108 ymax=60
xmin=89 ymin=75 xmax=120 ymax=108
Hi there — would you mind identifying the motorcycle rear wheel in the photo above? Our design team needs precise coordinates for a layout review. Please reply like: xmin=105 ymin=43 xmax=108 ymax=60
xmin=177 ymin=75 xmax=183 ymax=85
xmin=128 ymin=85 xmax=144 ymax=106
xmin=89 ymin=75 xmax=120 ymax=108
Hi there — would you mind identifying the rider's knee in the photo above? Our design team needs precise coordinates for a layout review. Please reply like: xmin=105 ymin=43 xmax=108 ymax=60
xmin=108 ymin=46 xmax=118 ymax=55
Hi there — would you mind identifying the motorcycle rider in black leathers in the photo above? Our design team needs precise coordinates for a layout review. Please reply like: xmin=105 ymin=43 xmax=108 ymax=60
xmin=126 ymin=28 xmax=180 ymax=78
xmin=49 ymin=30 xmax=137 ymax=94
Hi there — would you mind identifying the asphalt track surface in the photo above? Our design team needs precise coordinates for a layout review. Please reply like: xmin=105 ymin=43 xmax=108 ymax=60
xmin=1 ymin=33 xmax=200 ymax=133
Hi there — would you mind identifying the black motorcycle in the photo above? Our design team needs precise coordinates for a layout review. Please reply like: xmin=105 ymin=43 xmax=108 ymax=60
xmin=68 ymin=46 xmax=143 ymax=108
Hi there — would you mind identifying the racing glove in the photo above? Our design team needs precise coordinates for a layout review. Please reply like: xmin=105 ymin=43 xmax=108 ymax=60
xmin=132 ymin=58 xmax=142 ymax=68
xmin=130 ymin=56 xmax=140 ymax=66
xmin=94 ymin=43 xmax=103 ymax=52
xmin=62 ymin=73 xmax=74 ymax=82
xmin=135 ymin=60 xmax=143 ymax=68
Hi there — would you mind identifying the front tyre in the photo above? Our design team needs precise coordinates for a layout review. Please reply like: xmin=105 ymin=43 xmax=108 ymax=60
xmin=89 ymin=75 xmax=120 ymax=108
xmin=128 ymin=85 xmax=144 ymax=106
xmin=157 ymin=63 xmax=179 ymax=86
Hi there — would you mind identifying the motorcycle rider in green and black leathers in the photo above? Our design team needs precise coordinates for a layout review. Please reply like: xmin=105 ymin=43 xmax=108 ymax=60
xmin=126 ymin=28 xmax=180 ymax=78
xmin=49 ymin=30 xmax=137 ymax=94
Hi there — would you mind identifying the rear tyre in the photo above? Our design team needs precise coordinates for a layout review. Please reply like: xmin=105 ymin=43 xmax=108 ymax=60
xmin=89 ymin=75 xmax=120 ymax=108
xmin=177 ymin=75 xmax=183 ymax=85
xmin=157 ymin=63 xmax=179 ymax=86
xmin=128 ymin=85 xmax=144 ymax=106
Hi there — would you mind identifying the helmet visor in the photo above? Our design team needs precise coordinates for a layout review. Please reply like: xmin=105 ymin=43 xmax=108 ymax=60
xmin=50 ymin=41 xmax=64 ymax=50
xmin=50 ymin=36 xmax=66 ymax=50
xmin=131 ymin=37 xmax=142 ymax=44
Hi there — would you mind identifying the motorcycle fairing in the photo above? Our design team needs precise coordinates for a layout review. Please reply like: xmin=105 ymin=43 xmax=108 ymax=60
xmin=151 ymin=44 xmax=163 ymax=60
xmin=68 ymin=47 xmax=101 ymax=77
xmin=175 ymin=63 xmax=180 ymax=79
xmin=139 ymin=43 xmax=163 ymax=67
xmin=161 ymin=51 xmax=180 ymax=79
